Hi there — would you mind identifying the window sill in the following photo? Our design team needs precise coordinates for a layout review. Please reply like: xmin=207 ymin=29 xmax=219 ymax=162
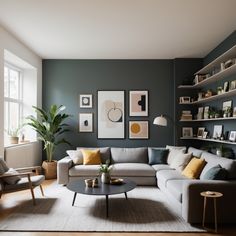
xmin=4 ymin=140 xmax=38 ymax=149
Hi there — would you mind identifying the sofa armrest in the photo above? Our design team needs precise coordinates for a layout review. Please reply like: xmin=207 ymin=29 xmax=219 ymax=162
xmin=57 ymin=156 xmax=73 ymax=185
xmin=182 ymin=180 xmax=236 ymax=223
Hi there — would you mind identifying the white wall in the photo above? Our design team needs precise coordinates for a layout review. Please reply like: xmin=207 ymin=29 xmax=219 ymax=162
xmin=0 ymin=25 xmax=42 ymax=161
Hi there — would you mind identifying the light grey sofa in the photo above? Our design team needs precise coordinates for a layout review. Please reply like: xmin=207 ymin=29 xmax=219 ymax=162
xmin=57 ymin=146 xmax=236 ymax=224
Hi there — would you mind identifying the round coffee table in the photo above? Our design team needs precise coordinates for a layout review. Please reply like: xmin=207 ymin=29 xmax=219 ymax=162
xmin=67 ymin=178 xmax=136 ymax=217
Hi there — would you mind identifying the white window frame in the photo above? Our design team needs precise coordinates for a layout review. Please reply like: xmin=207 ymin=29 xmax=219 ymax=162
xmin=4 ymin=62 xmax=23 ymax=134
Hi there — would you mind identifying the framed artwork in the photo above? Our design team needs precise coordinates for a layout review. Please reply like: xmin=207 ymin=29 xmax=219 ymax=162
xmin=197 ymin=107 xmax=204 ymax=120
xmin=213 ymin=125 xmax=223 ymax=139
xmin=97 ymin=90 xmax=125 ymax=139
xmin=233 ymin=107 xmax=236 ymax=117
xmin=79 ymin=113 xmax=93 ymax=132
xmin=129 ymin=90 xmax=148 ymax=116
xmin=129 ymin=121 xmax=149 ymax=139
xmin=203 ymin=131 xmax=208 ymax=139
xmin=223 ymin=100 xmax=232 ymax=111
xmin=223 ymin=81 xmax=229 ymax=92
xmin=182 ymin=127 xmax=193 ymax=138
xmin=229 ymin=131 xmax=236 ymax=142
xmin=179 ymin=96 xmax=191 ymax=104
xmin=230 ymin=80 xmax=236 ymax=91
xmin=80 ymin=94 xmax=92 ymax=108
xmin=203 ymin=106 xmax=209 ymax=119
xmin=197 ymin=127 xmax=205 ymax=138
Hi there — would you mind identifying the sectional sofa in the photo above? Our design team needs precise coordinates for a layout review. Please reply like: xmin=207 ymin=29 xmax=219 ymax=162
xmin=57 ymin=146 xmax=236 ymax=224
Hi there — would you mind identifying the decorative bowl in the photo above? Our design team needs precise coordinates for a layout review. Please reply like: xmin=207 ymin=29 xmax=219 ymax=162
xmin=110 ymin=178 xmax=124 ymax=185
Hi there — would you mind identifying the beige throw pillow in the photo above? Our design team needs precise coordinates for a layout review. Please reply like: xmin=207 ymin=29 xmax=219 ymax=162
xmin=170 ymin=152 xmax=192 ymax=172
xmin=66 ymin=150 xmax=83 ymax=165
xmin=166 ymin=147 xmax=186 ymax=165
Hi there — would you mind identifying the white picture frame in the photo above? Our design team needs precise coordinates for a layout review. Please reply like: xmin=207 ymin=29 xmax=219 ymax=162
xmin=129 ymin=121 xmax=149 ymax=139
xmin=197 ymin=127 xmax=205 ymax=138
xmin=213 ymin=125 xmax=223 ymax=139
xmin=203 ymin=131 xmax=208 ymax=139
xmin=79 ymin=113 xmax=93 ymax=132
xmin=182 ymin=127 xmax=193 ymax=138
xmin=80 ymin=94 xmax=93 ymax=108
xmin=97 ymin=90 xmax=125 ymax=139
xmin=229 ymin=131 xmax=236 ymax=142
xmin=129 ymin=90 xmax=148 ymax=116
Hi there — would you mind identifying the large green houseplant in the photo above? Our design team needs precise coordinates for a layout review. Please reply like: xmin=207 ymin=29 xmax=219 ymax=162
xmin=27 ymin=105 xmax=71 ymax=179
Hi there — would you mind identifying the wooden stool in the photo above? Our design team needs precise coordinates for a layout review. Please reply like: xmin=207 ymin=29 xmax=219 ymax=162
xmin=200 ymin=191 xmax=223 ymax=233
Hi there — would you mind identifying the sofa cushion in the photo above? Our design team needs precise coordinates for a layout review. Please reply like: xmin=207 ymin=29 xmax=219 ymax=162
xmin=200 ymin=151 xmax=236 ymax=179
xmin=110 ymin=163 xmax=155 ymax=177
xmin=2 ymin=168 xmax=21 ymax=185
xmin=188 ymin=147 xmax=203 ymax=157
xmin=156 ymin=169 xmax=188 ymax=187
xmin=148 ymin=148 xmax=169 ymax=165
xmin=202 ymin=165 xmax=227 ymax=180
xmin=81 ymin=149 xmax=101 ymax=165
xmin=77 ymin=147 xmax=111 ymax=164
xmin=152 ymin=164 xmax=173 ymax=172
xmin=182 ymin=157 xmax=206 ymax=179
xmin=166 ymin=146 xmax=186 ymax=165
xmin=66 ymin=150 xmax=83 ymax=165
xmin=170 ymin=152 xmax=192 ymax=172
xmin=69 ymin=165 xmax=100 ymax=176
xmin=110 ymin=147 xmax=148 ymax=164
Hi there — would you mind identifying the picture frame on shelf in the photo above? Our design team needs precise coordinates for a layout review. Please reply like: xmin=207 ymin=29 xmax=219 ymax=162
xmin=197 ymin=107 xmax=204 ymax=120
xmin=129 ymin=90 xmax=148 ymax=116
xmin=197 ymin=127 xmax=205 ymax=138
xmin=233 ymin=107 xmax=236 ymax=117
xmin=223 ymin=81 xmax=229 ymax=93
xmin=79 ymin=94 xmax=93 ymax=108
xmin=229 ymin=131 xmax=236 ymax=142
xmin=203 ymin=131 xmax=208 ymax=139
xmin=182 ymin=127 xmax=193 ymax=138
xmin=223 ymin=100 xmax=232 ymax=111
xmin=213 ymin=125 xmax=223 ymax=139
xmin=179 ymin=96 xmax=191 ymax=104
xmin=229 ymin=80 xmax=236 ymax=91
xmin=97 ymin=90 xmax=125 ymax=139
xmin=129 ymin=121 xmax=149 ymax=139
xmin=203 ymin=106 xmax=209 ymax=119
xmin=79 ymin=113 xmax=93 ymax=132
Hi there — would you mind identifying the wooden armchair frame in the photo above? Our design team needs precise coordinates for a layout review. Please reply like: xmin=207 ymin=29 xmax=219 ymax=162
xmin=0 ymin=166 xmax=44 ymax=205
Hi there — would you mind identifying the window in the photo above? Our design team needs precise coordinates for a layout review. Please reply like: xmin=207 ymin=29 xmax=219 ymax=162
xmin=4 ymin=63 xmax=23 ymax=136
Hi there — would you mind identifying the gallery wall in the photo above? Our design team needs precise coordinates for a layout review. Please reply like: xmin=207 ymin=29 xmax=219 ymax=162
xmin=43 ymin=60 xmax=174 ymax=160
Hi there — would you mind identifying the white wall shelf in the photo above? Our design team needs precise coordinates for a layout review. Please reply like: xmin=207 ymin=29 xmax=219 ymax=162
xmin=180 ymin=117 xmax=236 ymax=122
xmin=180 ymin=137 xmax=236 ymax=145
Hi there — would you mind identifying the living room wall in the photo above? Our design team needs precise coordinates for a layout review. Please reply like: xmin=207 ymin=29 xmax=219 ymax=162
xmin=43 ymin=60 xmax=174 ymax=160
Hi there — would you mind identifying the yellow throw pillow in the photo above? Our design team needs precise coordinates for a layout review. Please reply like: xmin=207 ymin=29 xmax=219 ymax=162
xmin=182 ymin=157 xmax=206 ymax=179
xmin=81 ymin=149 xmax=101 ymax=165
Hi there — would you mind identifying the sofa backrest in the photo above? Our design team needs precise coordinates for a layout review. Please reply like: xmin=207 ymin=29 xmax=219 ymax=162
xmin=110 ymin=147 xmax=148 ymax=164
xmin=200 ymin=151 xmax=236 ymax=179
xmin=188 ymin=147 xmax=203 ymax=157
xmin=76 ymin=147 xmax=111 ymax=164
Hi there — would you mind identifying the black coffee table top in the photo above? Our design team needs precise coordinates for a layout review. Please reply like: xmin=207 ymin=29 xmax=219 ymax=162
xmin=67 ymin=178 xmax=136 ymax=196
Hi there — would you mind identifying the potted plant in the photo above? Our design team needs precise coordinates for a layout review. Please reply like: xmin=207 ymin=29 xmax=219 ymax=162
xmin=27 ymin=105 xmax=71 ymax=179
xmin=99 ymin=161 xmax=111 ymax=184
xmin=208 ymin=108 xmax=216 ymax=119
xmin=7 ymin=127 xmax=21 ymax=144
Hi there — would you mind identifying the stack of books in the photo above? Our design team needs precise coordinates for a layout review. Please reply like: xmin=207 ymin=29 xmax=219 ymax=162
xmin=181 ymin=110 xmax=192 ymax=120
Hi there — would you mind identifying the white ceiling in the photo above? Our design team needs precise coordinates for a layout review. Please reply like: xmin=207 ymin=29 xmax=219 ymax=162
xmin=0 ymin=0 xmax=236 ymax=59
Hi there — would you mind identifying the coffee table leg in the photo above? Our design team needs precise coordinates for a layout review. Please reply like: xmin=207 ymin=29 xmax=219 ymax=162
xmin=106 ymin=195 xmax=109 ymax=218
xmin=72 ymin=192 xmax=77 ymax=206
xmin=124 ymin=192 xmax=128 ymax=200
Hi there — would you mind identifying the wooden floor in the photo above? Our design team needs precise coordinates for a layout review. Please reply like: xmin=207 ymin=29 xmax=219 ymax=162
xmin=0 ymin=180 xmax=235 ymax=236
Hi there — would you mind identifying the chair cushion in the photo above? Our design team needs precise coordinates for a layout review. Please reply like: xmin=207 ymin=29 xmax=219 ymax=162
xmin=69 ymin=165 xmax=100 ymax=176
xmin=202 ymin=165 xmax=227 ymax=180
xmin=182 ymin=157 xmax=206 ymax=179
xmin=2 ymin=168 xmax=21 ymax=185
xmin=148 ymin=148 xmax=169 ymax=165
xmin=156 ymin=169 xmax=188 ymax=187
xmin=0 ymin=158 xmax=9 ymax=175
xmin=200 ymin=152 xmax=236 ymax=179
xmin=81 ymin=149 xmax=101 ymax=165
xmin=151 ymin=164 xmax=173 ymax=172
xmin=110 ymin=147 xmax=148 ymax=164
xmin=110 ymin=163 xmax=155 ymax=177
xmin=170 ymin=152 xmax=192 ymax=172
xmin=66 ymin=150 xmax=83 ymax=165
xmin=77 ymin=147 xmax=111 ymax=164
xmin=4 ymin=175 xmax=45 ymax=191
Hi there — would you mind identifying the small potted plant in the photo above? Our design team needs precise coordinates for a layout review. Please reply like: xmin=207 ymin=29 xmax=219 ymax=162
xmin=99 ymin=161 xmax=111 ymax=184
xmin=208 ymin=108 xmax=216 ymax=119
xmin=6 ymin=126 xmax=22 ymax=144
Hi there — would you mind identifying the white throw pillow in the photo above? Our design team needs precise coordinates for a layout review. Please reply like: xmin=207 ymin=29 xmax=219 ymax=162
xmin=170 ymin=152 xmax=192 ymax=172
xmin=166 ymin=146 xmax=186 ymax=165
xmin=66 ymin=150 xmax=83 ymax=165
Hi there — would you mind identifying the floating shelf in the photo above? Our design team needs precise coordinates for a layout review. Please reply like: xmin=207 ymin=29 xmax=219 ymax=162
xmin=180 ymin=137 xmax=236 ymax=145
xmin=180 ymin=117 xmax=236 ymax=122
xmin=178 ymin=63 xmax=236 ymax=89
xmin=179 ymin=89 xmax=236 ymax=105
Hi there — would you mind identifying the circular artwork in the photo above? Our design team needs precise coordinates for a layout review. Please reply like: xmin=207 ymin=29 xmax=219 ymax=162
xmin=131 ymin=123 xmax=141 ymax=133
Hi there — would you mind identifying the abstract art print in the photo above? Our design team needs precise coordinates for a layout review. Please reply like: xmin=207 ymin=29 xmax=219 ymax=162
xmin=129 ymin=121 xmax=149 ymax=139
xmin=79 ymin=113 xmax=93 ymax=132
xmin=80 ymin=94 xmax=92 ymax=108
xmin=129 ymin=90 xmax=148 ymax=116
xmin=97 ymin=90 xmax=125 ymax=139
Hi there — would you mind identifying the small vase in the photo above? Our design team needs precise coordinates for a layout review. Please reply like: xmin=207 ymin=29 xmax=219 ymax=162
xmin=216 ymin=150 xmax=222 ymax=157
xmin=101 ymin=172 xmax=110 ymax=184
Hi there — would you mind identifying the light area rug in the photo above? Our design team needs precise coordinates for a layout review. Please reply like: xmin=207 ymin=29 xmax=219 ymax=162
xmin=0 ymin=183 xmax=203 ymax=232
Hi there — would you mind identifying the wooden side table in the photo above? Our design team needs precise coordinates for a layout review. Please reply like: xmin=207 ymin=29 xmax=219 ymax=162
xmin=200 ymin=191 xmax=223 ymax=233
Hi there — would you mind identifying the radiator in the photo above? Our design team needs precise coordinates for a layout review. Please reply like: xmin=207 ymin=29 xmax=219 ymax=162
xmin=5 ymin=141 xmax=42 ymax=168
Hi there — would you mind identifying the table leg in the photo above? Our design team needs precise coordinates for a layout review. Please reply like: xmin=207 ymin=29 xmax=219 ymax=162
xmin=214 ymin=198 xmax=217 ymax=233
xmin=106 ymin=195 xmax=109 ymax=218
xmin=72 ymin=192 xmax=77 ymax=206
xmin=124 ymin=192 xmax=128 ymax=200
xmin=202 ymin=196 xmax=207 ymax=228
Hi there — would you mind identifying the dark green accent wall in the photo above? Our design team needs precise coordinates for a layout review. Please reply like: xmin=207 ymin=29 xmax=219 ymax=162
xmin=43 ymin=60 xmax=174 ymax=160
